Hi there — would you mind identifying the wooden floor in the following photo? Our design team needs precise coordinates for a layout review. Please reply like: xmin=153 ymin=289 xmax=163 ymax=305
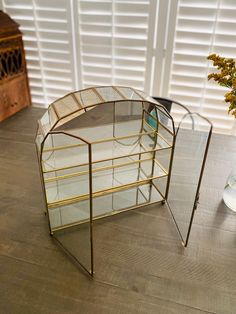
xmin=1 ymin=107 xmax=236 ymax=314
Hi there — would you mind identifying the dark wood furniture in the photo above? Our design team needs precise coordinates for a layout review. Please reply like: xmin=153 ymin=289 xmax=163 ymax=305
xmin=0 ymin=10 xmax=31 ymax=122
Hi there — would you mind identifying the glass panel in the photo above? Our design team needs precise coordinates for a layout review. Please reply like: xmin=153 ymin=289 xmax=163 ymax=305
xmin=54 ymin=109 xmax=86 ymax=129
xmin=35 ymin=125 xmax=43 ymax=153
xmin=42 ymin=132 xmax=92 ymax=274
xmin=142 ymin=101 xmax=174 ymax=134
xmin=74 ymin=89 xmax=101 ymax=107
xmin=92 ymin=183 xmax=163 ymax=218
xmin=169 ymin=102 xmax=191 ymax=130
xmin=53 ymin=220 xmax=92 ymax=275
xmin=153 ymin=176 xmax=168 ymax=198
xmin=95 ymin=86 xmax=123 ymax=101
xmin=167 ymin=113 xmax=212 ymax=245
xmin=116 ymin=87 xmax=143 ymax=100
xmin=114 ymin=100 xmax=142 ymax=128
xmin=43 ymin=135 xmax=89 ymax=203
xmin=53 ymin=94 xmax=80 ymax=118
xmin=39 ymin=106 xmax=58 ymax=136
xmin=143 ymin=109 xmax=174 ymax=148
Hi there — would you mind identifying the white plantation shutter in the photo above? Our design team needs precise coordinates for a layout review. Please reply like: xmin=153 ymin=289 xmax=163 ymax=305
xmin=78 ymin=0 xmax=113 ymax=87
xmin=2 ymin=0 xmax=236 ymax=134
xmin=78 ymin=0 xmax=156 ymax=90
xmin=2 ymin=0 xmax=79 ymax=107
xmin=167 ymin=0 xmax=236 ymax=134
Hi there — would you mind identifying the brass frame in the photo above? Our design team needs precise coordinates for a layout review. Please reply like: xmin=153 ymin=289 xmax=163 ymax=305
xmin=35 ymin=86 xmax=213 ymax=276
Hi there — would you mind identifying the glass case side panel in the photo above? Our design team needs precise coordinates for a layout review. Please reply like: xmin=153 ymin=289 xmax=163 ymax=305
xmin=142 ymin=107 xmax=173 ymax=150
xmin=39 ymin=106 xmax=58 ymax=136
xmin=156 ymin=149 xmax=172 ymax=175
xmin=53 ymin=94 xmax=80 ymax=119
xmin=91 ymin=183 xmax=163 ymax=219
xmin=135 ymin=90 xmax=153 ymax=101
xmin=54 ymin=109 xmax=85 ymax=130
xmin=116 ymin=87 xmax=143 ymax=100
xmin=74 ymin=89 xmax=101 ymax=107
xmin=156 ymin=107 xmax=175 ymax=134
xmin=35 ymin=124 xmax=44 ymax=154
xmin=152 ymin=176 xmax=168 ymax=199
xmin=167 ymin=113 xmax=212 ymax=245
xmin=95 ymin=86 xmax=123 ymax=102
xmin=114 ymin=100 xmax=143 ymax=137
xmin=138 ymin=93 xmax=174 ymax=123
xmin=142 ymin=101 xmax=174 ymax=134
xmin=62 ymin=102 xmax=114 ymax=143
xmin=42 ymin=134 xmax=90 ymax=205
xmin=152 ymin=149 xmax=172 ymax=198
xmin=157 ymin=124 xmax=174 ymax=148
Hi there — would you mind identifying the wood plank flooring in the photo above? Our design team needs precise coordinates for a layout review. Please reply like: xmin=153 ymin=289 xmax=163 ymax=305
xmin=0 ymin=107 xmax=236 ymax=314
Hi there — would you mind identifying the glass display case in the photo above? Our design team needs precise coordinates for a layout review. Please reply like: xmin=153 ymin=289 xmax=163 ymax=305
xmin=35 ymin=86 xmax=212 ymax=276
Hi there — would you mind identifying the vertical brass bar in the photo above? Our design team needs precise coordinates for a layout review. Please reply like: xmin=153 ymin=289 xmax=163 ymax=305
xmin=112 ymin=102 xmax=115 ymax=211
xmin=88 ymin=143 xmax=94 ymax=275
xmin=35 ymin=128 xmax=52 ymax=234
xmin=149 ymin=106 xmax=159 ymax=201
xmin=164 ymin=132 xmax=176 ymax=201
xmin=136 ymin=103 xmax=145 ymax=204
xmin=93 ymin=87 xmax=105 ymax=102
xmin=39 ymin=142 xmax=53 ymax=235
xmin=112 ymin=86 xmax=127 ymax=99
xmin=71 ymin=93 xmax=83 ymax=109
xmin=50 ymin=133 xmax=62 ymax=226
xmin=150 ymin=108 xmax=159 ymax=175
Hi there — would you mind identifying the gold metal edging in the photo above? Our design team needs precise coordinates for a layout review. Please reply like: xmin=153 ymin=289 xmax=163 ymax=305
xmin=47 ymin=175 xmax=167 ymax=209
xmin=143 ymin=119 xmax=172 ymax=147
xmin=43 ymin=130 xmax=156 ymax=152
xmin=51 ymin=199 xmax=164 ymax=233
xmin=92 ymin=87 xmax=105 ymax=102
xmin=44 ymin=156 xmax=153 ymax=183
xmin=112 ymin=86 xmax=127 ymax=99
xmin=42 ymin=145 xmax=171 ymax=174
xmin=71 ymin=93 xmax=83 ymax=109
xmin=143 ymin=108 xmax=174 ymax=136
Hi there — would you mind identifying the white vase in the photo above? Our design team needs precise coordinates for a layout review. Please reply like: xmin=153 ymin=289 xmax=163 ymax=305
xmin=223 ymin=168 xmax=236 ymax=212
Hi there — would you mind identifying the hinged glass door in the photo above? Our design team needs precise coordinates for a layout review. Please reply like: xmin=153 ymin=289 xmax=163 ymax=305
xmin=166 ymin=113 xmax=212 ymax=246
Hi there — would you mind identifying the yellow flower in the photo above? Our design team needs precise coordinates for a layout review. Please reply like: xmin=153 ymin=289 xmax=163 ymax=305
xmin=232 ymin=78 xmax=236 ymax=89
xmin=207 ymin=54 xmax=236 ymax=117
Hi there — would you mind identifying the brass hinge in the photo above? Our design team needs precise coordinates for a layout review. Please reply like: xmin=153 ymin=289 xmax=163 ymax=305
xmin=194 ymin=193 xmax=200 ymax=210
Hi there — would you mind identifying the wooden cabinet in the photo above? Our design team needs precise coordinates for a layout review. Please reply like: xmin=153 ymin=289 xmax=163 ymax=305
xmin=0 ymin=10 xmax=31 ymax=122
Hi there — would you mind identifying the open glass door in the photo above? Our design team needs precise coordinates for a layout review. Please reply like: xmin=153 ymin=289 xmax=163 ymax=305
xmin=166 ymin=113 xmax=212 ymax=246
xmin=42 ymin=132 xmax=93 ymax=276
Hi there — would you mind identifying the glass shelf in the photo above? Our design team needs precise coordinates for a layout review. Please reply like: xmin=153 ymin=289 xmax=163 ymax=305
xmin=49 ymin=182 xmax=163 ymax=230
xmin=45 ymin=157 xmax=167 ymax=208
